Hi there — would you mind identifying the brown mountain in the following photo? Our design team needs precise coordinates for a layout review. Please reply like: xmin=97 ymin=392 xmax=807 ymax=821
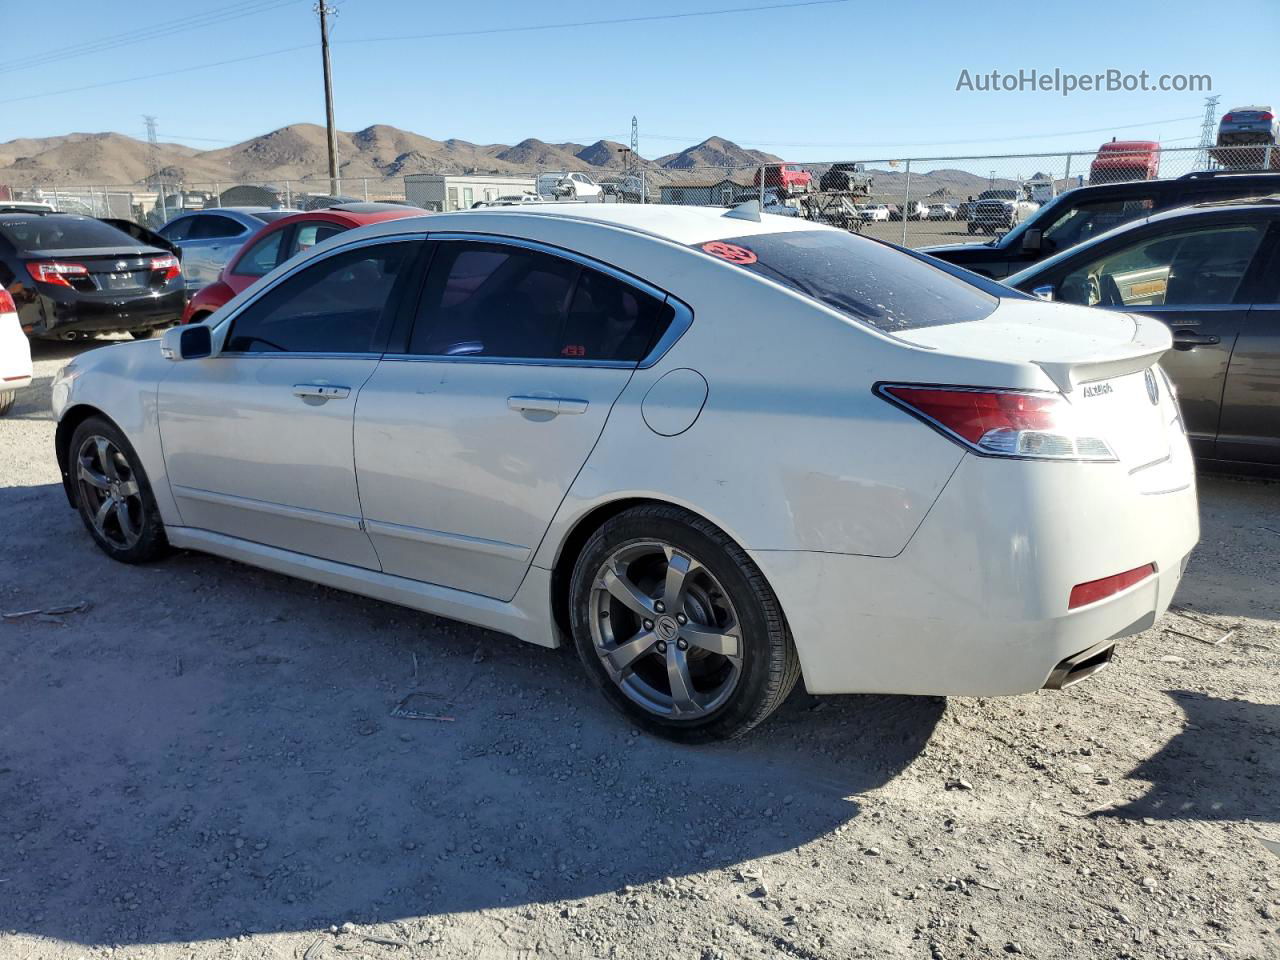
xmin=655 ymin=136 xmax=781 ymax=170
xmin=0 ymin=125 xmax=779 ymax=187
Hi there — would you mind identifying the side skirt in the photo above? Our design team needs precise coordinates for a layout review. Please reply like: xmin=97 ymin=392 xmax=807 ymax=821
xmin=166 ymin=526 xmax=558 ymax=648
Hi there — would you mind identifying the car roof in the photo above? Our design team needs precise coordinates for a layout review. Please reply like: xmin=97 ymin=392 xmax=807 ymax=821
xmin=348 ymin=202 xmax=827 ymax=247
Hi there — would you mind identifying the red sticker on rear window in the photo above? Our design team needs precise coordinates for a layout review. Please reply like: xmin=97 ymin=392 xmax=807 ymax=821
xmin=701 ymin=241 xmax=757 ymax=265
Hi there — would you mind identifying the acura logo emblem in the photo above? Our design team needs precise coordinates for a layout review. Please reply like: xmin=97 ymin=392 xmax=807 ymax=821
xmin=655 ymin=616 xmax=679 ymax=641
xmin=1144 ymin=368 xmax=1160 ymax=406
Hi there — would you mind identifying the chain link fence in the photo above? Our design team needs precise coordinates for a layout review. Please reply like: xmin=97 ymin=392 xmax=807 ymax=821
xmin=4 ymin=143 xmax=1275 ymax=249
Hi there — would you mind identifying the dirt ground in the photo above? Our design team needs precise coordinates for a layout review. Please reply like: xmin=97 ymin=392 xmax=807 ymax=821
xmin=2 ymin=340 xmax=1277 ymax=960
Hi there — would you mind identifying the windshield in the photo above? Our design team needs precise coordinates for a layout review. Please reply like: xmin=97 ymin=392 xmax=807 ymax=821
xmin=0 ymin=215 xmax=144 ymax=251
xmin=697 ymin=230 xmax=999 ymax=332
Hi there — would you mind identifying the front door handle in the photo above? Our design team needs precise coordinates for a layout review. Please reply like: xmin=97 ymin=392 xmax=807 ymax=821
xmin=1171 ymin=329 xmax=1221 ymax=351
xmin=293 ymin=383 xmax=351 ymax=400
xmin=507 ymin=396 xmax=588 ymax=416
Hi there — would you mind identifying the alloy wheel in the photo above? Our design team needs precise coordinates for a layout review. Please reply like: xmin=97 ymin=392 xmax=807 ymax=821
xmin=588 ymin=541 xmax=744 ymax=719
xmin=75 ymin=435 xmax=144 ymax=550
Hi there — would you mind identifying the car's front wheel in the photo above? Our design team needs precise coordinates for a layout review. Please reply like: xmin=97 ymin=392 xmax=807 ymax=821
xmin=69 ymin=416 xmax=169 ymax=563
xmin=569 ymin=505 xmax=800 ymax=742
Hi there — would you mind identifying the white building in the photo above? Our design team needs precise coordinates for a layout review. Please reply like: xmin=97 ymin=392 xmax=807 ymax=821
xmin=404 ymin=174 xmax=538 ymax=212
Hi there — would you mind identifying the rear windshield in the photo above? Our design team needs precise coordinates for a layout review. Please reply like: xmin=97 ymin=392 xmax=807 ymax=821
xmin=0 ymin=215 xmax=140 ymax=251
xmin=696 ymin=230 xmax=999 ymax=332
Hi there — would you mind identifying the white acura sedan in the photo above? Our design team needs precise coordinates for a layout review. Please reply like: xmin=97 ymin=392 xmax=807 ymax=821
xmin=50 ymin=204 xmax=1198 ymax=740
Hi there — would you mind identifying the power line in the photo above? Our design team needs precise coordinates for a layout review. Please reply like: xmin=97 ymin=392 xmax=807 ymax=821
xmin=342 ymin=0 xmax=849 ymax=45
xmin=0 ymin=0 xmax=848 ymax=104
xmin=0 ymin=0 xmax=304 ymax=75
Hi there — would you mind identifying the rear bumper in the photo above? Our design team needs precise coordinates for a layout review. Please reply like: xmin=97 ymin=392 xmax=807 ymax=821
xmin=28 ymin=289 xmax=186 ymax=336
xmin=754 ymin=449 xmax=1199 ymax=697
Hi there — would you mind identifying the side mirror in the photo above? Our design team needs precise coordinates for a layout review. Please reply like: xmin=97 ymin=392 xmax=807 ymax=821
xmin=1021 ymin=228 xmax=1043 ymax=253
xmin=161 ymin=324 xmax=212 ymax=361
xmin=1031 ymin=284 xmax=1056 ymax=302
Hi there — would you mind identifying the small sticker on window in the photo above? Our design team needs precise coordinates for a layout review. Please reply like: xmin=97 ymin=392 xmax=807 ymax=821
xmin=700 ymin=241 xmax=757 ymax=265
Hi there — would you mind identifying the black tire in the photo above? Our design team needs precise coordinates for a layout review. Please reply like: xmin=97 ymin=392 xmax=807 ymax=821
xmin=568 ymin=505 xmax=801 ymax=742
xmin=0 ymin=390 xmax=14 ymax=416
xmin=130 ymin=324 xmax=171 ymax=340
xmin=68 ymin=415 xmax=170 ymax=563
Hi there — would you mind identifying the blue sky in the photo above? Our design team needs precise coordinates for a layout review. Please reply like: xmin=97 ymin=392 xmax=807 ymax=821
xmin=0 ymin=0 xmax=1274 ymax=161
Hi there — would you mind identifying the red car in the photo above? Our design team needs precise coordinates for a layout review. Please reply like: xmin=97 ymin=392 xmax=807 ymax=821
xmin=752 ymin=163 xmax=812 ymax=195
xmin=181 ymin=203 xmax=426 ymax=323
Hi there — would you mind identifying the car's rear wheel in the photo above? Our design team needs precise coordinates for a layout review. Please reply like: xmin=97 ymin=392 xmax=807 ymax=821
xmin=569 ymin=505 xmax=800 ymax=742
xmin=69 ymin=416 xmax=169 ymax=563
xmin=0 ymin=390 xmax=14 ymax=416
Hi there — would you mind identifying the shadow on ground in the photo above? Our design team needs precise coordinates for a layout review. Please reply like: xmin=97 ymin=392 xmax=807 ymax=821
xmin=0 ymin=483 xmax=944 ymax=946
xmin=1101 ymin=690 xmax=1279 ymax=823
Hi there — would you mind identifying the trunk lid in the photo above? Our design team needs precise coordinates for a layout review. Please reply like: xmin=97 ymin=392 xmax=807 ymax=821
xmin=25 ymin=248 xmax=168 ymax=295
xmin=894 ymin=298 xmax=1179 ymax=477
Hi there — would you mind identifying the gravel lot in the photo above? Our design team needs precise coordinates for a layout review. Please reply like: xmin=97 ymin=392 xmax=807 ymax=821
xmin=2 ymin=340 xmax=1278 ymax=960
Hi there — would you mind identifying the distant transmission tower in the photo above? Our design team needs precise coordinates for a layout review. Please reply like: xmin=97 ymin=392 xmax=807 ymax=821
xmin=1196 ymin=95 xmax=1221 ymax=169
xmin=631 ymin=116 xmax=643 ymax=202
xmin=144 ymin=114 xmax=167 ymax=221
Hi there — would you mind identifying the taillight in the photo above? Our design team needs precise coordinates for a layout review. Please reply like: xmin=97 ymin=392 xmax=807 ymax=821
xmin=26 ymin=261 xmax=89 ymax=287
xmin=1222 ymin=113 xmax=1233 ymax=123
xmin=150 ymin=255 xmax=181 ymax=282
xmin=1260 ymin=112 xmax=1275 ymax=122
xmin=877 ymin=384 xmax=1115 ymax=462
xmin=1069 ymin=563 xmax=1156 ymax=609
xmin=0 ymin=287 xmax=15 ymax=313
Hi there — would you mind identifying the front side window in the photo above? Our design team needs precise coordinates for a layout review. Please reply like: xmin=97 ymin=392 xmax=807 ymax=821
xmin=233 ymin=229 xmax=286 ymax=278
xmin=1039 ymin=197 xmax=1156 ymax=252
xmin=225 ymin=241 xmax=416 ymax=354
xmin=697 ymin=230 xmax=999 ymax=332
xmin=409 ymin=241 xmax=672 ymax=362
xmin=1059 ymin=222 xmax=1267 ymax=307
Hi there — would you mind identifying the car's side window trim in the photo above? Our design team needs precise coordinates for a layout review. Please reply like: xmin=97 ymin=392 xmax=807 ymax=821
xmin=216 ymin=234 xmax=427 ymax=359
xmin=389 ymin=232 xmax=693 ymax=369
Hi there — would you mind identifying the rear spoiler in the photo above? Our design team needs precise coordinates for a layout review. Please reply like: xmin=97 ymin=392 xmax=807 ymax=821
xmin=1034 ymin=312 xmax=1172 ymax=393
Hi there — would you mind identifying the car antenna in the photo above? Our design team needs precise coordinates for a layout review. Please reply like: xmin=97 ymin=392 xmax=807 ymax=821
xmin=725 ymin=199 xmax=762 ymax=222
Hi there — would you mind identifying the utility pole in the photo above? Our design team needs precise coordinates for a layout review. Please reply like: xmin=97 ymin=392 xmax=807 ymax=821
xmin=631 ymin=115 xmax=643 ymax=203
xmin=144 ymin=114 xmax=166 ymax=222
xmin=317 ymin=1 xmax=340 ymax=196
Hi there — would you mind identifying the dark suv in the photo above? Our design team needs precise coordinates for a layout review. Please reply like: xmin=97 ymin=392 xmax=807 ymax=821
xmin=920 ymin=171 xmax=1280 ymax=278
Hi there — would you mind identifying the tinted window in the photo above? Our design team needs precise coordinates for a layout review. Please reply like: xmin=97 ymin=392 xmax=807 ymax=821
xmin=225 ymin=241 xmax=415 ymax=354
xmin=700 ymin=230 xmax=999 ymax=332
xmin=188 ymin=215 xmax=245 ymax=240
xmin=562 ymin=268 xmax=673 ymax=362
xmin=158 ymin=217 xmax=193 ymax=241
xmin=233 ymin=229 xmax=287 ymax=278
xmin=1039 ymin=197 xmax=1156 ymax=252
xmin=0 ymin=215 xmax=143 ymax=251
xmin=1059 ymin=222 xmax=1267 ymax=307
xmin=409 ymin=242 xmax=576 ymax=358
xmin=409 ymin=241 xmax=671 ymax=362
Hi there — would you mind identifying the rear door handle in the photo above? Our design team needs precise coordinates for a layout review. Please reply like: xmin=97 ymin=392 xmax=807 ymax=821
xmin=507 ymin=395 xmax=588 ymax=416
xmin=1171 ymin=329 xmax=1221 ymax=350
xmin=293 ymin=383 xmax=351 ymax=400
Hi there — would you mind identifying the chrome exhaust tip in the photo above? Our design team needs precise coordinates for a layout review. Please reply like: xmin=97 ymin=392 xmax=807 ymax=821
xmin=1045 ymin=642 xmax=1115 ymax=690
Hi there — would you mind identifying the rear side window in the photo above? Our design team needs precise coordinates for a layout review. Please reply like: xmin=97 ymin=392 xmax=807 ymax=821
xmin=0 ymin=216 xmax=141 ymax=251
xmin=409 ymin=240 xmax=672 ymax=362
xmin=188 ymin=215 xmax=244 ymax=240
xmin=697 ymin=230 xmax=999 ymax=332
xmin=233 ymin=229 xmax=287 ymax=278
xmin=158 ymin=217 xmax=193 ymax=241
xmin=291 ymin=222 xmax=345 ymax=256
